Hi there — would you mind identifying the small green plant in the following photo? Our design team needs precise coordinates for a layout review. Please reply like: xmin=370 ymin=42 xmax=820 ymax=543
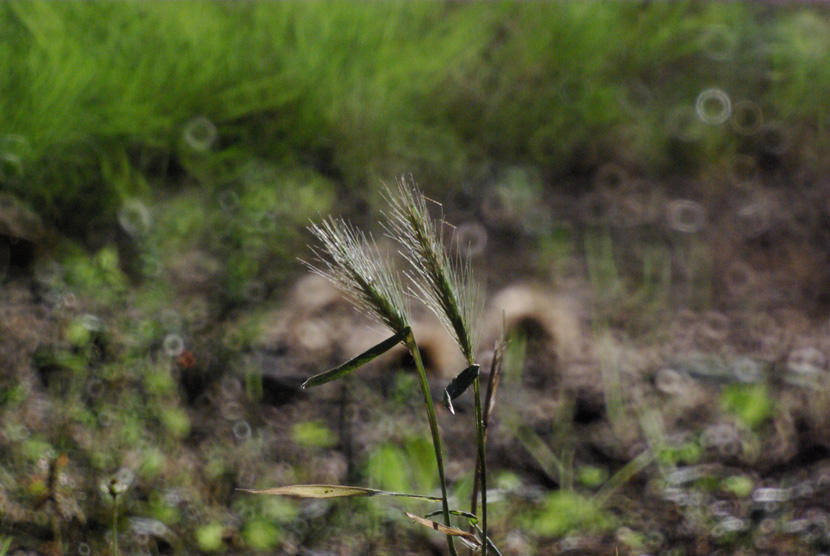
xmin=290 ymin=420 xmax=337 ymax=449
xmin=522 ymin=490 xmax=612 ymax=538
xmin=720 ymin=474 xmax=754 ymax=498
xmin=720 ymin=383 xmax=773 ymax=430
xmin=101 ymin=471 xmax=130 ymax=556
xmin=195 ymin=522 xmax=225 ymax=552
xmin=242 ymin=177 xmax=500 ymax=555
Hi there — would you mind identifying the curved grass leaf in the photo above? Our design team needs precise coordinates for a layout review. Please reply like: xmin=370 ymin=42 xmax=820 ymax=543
xmin=424 ymin=508 xmax=479 ymax=524
xmin=472 ymin=524 xmax=505 ymax=556
xmin=404 ymin=512 xmax=481 ymax=546
xmin=301 ymin=328 xmax=408 ymax=388
xmin=442 ymin=364 xmax=479 ymax=414
xmin=422 ymin=509 xmax=504 ymax=555
xmin=239 ymin=484 xmax=441 ymax=502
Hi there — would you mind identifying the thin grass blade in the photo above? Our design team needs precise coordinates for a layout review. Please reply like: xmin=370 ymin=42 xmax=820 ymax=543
xmin=302 ymin=328 xmax=408 ymax=388
xmin=472 ymin=524 xmax=506 ymax=556
xmin=442 ymin=364 xmax=479 ymax=414
xmin=403 ymin=512 xmax=481 ymax=546
xmin=592 ymin=450 xmax=654 ymax=507
xmin=240 ymin=484 xmax=441 ymax=502
xmin=472 ymin=336 xmax=505 ymax=517
xmin=424 ymin=508 xmax=479 ymax=524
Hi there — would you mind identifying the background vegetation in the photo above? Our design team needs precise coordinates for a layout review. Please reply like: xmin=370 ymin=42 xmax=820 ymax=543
xmin=2 ymin=2 xmax=830 ymax=555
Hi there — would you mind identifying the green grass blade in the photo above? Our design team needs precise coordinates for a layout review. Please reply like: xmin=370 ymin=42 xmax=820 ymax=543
xmin=403 ymin=512 xmax=481 ymax=546
xmin=239 ymin=484 xmax=441 ymax=502
xmin=511 ymin=420 xmax=568 ymax=485
xmin=0 ymin=537 xmax=12 ymax=556
xmin=472 ymin=524 xmax=505 ymax=556
xmin=301 ymin=328 xmax=408 ymax=388
xmin=442 ymin=364 xmax=479 ymax=414
xmin=591 ymin=450 xmax=654 ymax=507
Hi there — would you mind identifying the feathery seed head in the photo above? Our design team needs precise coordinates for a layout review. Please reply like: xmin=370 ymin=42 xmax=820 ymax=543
xmin=305 ymin=216 xmax=409 ymax=333
xmin=384 ymin=177 xmax=483 ymax=364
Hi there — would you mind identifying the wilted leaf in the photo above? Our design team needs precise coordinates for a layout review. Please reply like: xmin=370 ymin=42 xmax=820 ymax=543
xmin=404 ymin=512 xmax=481 ymax=545
xmin=302 ymin=328 xmax=407 ymax=388
xmin=442 ymin=364 xmax=479 ymax=414
xmin=421 ymin=509 xmax=506 ymax=554
xmin=239 ymin=484 xmax=441 ymax=502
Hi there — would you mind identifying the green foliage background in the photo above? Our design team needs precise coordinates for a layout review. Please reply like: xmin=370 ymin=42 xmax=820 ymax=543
xmin=2 ymin=1 xmax=826 ymax=236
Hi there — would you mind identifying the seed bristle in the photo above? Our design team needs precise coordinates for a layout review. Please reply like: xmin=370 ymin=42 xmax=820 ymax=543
xmin=305 ymin=216 xmax=409 ymax=333
xmin=384 ymin=177 xmax=483 ymax=363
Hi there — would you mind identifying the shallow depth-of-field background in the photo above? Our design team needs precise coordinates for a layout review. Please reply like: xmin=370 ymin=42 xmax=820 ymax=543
xmin=4 ymin=2 xmax=830 ymax=555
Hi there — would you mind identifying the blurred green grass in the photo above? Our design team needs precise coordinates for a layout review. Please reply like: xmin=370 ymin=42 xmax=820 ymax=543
xmin=2 ymin=1 xmax=827 ymax=236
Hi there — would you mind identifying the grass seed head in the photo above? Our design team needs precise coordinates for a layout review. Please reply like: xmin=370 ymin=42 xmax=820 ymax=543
xmin=305 ymin=216 xmax=409 ymax=334
xmin=384 ymin=176 xmax=483 ymax=364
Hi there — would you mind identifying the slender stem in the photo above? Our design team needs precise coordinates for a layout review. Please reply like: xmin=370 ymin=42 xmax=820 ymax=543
xmin=112 ymin=496 xmax=119 ymax=556
xmin=471 ymin=340 xmax=503 ymax=528
xmin=404 ymin=330 xmax=458 ymax=556
xmin=339 ymin=380 xmax=357 ymax=484
xmin=472 ymin=375 xmax=487 ymax=556
xmin=51 ymin=513 xmax=62 ymax=556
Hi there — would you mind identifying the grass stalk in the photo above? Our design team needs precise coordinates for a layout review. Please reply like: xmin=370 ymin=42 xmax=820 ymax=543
xmin=301 ymin=184 xmax=496 ymax=553
xmin=50 ymin=515 xmax=62 ymax=556
xmin=470 ymin=337 xmax=503 ymax=554
xmin=388 ymin=178 xmax=491 ymax=552
xmin=404 ymin=330 xmax=459 ymax=556
xmin=112 ymin=495 xmax=119 ymax=556
xmin=472 ymin=375 xmax=487 ymax=556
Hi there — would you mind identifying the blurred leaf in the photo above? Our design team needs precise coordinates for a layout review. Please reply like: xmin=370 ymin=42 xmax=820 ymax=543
xmin=290 ymin=420 xmax=336 ymax=449
xmin=576 ymin=465 xmax=608 ymax=489
xmin=367 ymin=443 xmax=410 ymax=494
xmin=302 ymin=328 xmax=407 ymax=388
xmin=1 ymin=537 xmax=13 ymax=556
xmin=242 ymin=519 xmax=282 ymax=551
xmin=139 ymin=447 xmax=165 ymax=477
xmin=403 ymin=435 xmax=438 ymax=493
xmin=240 ymin=484 xmax=441 ymax=502
xmin=721 ymin=475 xmax=754 ymax=498
xmin=442 ymin=364 xmax=479 ymax=415
xmin=260 ymin=497 xmax=299 ymax=523
xmin=0 ymin=383 xmax=28 ymax=408
xmin=720 ymin=383 xmax=772 ymax=430
xmin=196 ymin=523 xmax=225 ymax=552
xmin=160 ymin=407 xmax=190 ymax=439
xmin=524 ymin=490 xmax=612 ymax=537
